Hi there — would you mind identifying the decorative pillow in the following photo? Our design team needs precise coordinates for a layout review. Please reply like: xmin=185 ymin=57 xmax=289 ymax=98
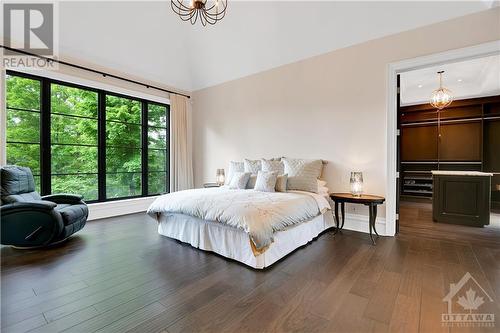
xmin=261 ymin=158 xmax=284 ymax=174
xmin=228 ymin=172 xmax=251 ymax=189
xmin=316 ymin=179 xmax=329 ymax=196
xmin=283 ymin=158 xmax=323 ymax=193
xmin=244 ymin=159 xmax=262 ymax=174
xmin=275 ymin=174 xmax=288 ymax=192
xmin=226 ymin=161 xmax=244 ymax=185
xmin=254 ymin=171 xmax=278 ymax=192
xmin=246 ymin=174 xmax=257 ymax=189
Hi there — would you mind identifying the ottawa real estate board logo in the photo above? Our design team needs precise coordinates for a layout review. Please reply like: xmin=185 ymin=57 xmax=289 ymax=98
xmin=442 ymin=272 xmax=495 ymax=327
xmin=2 ymin=2 xmax=58 ymax=69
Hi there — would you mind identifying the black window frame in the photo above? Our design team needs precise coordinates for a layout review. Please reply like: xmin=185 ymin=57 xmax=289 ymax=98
xmin=5 ymin=70 xmax=170 ymax=203
xmin=146 ymin=102 xmax=170 ymax=195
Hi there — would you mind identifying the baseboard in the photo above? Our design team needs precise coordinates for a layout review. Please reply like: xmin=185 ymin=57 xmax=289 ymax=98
xmin=88 ymin=196 xmax=158 ymax=221
xmin=341 ymin=213 xmax=388 ymax=236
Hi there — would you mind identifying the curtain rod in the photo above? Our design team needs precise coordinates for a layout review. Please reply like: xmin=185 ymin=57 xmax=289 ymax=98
xmin=0 ymin=45 xmax=191 ymax=99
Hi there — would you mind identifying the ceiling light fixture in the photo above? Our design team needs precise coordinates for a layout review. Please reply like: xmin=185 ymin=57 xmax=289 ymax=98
xmin=171 ymin=0 xmax=227 ymax=26
xmin=430 ymin=71 xmax=453 ymax=110
xmin=418 ymin=84 xmax=423 ymax=88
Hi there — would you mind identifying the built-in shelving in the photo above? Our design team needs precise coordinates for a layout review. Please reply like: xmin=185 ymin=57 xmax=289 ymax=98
xmin=399 ymin=95 xmax=500 ymax=203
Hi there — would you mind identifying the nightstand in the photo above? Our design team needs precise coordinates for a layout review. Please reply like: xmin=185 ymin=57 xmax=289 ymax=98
xmin=329 ymin=193 xmax=385 ymax=245
xmin=204 ymin=182 xmax=222 ymax=188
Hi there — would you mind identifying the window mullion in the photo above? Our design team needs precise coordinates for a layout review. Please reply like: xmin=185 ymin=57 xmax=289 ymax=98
xmin=166 ymin=105 xmax=170 ymax=193
xmin=40 ymin=78 xmax=51 ymax=195
xmin=142 ymin=101 xmax=148 ymax=196
xmin=98 ymin=91 xmax=106 ymax=201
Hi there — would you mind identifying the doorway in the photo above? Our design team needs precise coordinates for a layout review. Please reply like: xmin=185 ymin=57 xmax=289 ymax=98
xmin=386 ymin=40 xmax=500 ymax=238
xmin=392 ymin=44 xmax=500 ymax=244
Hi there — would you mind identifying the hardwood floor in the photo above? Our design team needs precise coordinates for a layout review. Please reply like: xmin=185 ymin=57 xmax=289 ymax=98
xmin=399 ymin=200 xmax=500 ymax=247
xmin=1 ymin=209 xmax=499 ymax=332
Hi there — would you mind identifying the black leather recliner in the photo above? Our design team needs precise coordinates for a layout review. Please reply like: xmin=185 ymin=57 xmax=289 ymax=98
xmin=1 ymin=165 xmax=88 ymax=248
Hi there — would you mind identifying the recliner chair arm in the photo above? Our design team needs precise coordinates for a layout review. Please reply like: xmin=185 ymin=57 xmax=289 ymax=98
xmin=1 ymin=200 xmax=57 ymax=211
xmin=1 ymin=200 xmax=65 ymax=247
xmin=41 ymin=194 xmax=84 ymax=204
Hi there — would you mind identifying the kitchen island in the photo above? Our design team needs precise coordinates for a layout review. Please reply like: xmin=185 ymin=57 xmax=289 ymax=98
xmin=432 ymin=171 xmax=493 ymax=227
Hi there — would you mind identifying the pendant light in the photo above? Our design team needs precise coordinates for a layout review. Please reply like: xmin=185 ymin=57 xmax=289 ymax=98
xmin=430 ymin=71 xmax=453 ymax=110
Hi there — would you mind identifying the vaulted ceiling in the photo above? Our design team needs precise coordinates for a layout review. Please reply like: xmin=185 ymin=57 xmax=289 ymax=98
xmin=37 ymin=1 xmax=500 ymax=91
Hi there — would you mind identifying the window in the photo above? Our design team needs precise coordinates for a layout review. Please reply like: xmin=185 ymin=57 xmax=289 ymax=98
xmin=105 ymin=95 xmax=142 ymax=198
xmin=51 ymin=83 xmax=99 ymax=201
xmin=5 ymin=71 xmax=170 ymax=202
xmin=5 ymin=75 xmax=42 ymax=192
xmin=147 ymin=103 xmax=169 ymax=195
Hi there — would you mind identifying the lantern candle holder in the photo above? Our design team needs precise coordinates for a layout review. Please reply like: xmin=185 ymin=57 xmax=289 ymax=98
xmin=216 ymin=169 xmax=225 ymax=185
xmin=350 ymin=172 xmax=363 ymax=197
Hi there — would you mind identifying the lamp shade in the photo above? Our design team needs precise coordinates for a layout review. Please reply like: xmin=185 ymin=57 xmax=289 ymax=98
xmin=216 ymin=169 xmax=225 ymax=185
xmin=350 ymin=172 xmax=363 ymax=197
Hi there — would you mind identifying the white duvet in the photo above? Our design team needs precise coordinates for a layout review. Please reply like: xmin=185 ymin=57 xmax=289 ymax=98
xmin=147 ymin=187 xmax=330 ymax=253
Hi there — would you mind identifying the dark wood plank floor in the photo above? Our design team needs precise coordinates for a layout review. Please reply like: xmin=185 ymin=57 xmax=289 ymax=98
xmin=399 ymin=200 xmax=500 ymax=248
xmin=1 ymin=206 xmax=499 ymax=333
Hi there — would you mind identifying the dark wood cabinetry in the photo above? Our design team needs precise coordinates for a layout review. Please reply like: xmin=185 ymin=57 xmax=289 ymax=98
xmin=401 ymin=125 xmax=438 ymax=161
xmin=399 ymin=95 xmax=500 ymax=209
xmin=432 ymin=173 xmax=491 ymax=226
xmin=439 ymin=122 xmax=482 ymax=161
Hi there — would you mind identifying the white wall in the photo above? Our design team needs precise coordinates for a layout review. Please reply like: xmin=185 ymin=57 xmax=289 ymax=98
xmin=191 ymin=8 xmax=500 ymax=233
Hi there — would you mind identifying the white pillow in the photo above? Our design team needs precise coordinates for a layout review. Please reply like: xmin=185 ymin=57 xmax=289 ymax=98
xmin=261 ymin=158 xmax=284 ymax=174
xmin=226 ymin=161 xmax=244 ymax=185
xmin=254 ymin=171 xmax=278 ymax=192
xmin=228 ymin=172 xmax=251 ymax=189
xmin=283 ymin=158 xmax=323 ymax=193
xmin=244 ymin=159 xmax=262 ymax=174
xmin=275 ymin=174 xmax=288 ymax=192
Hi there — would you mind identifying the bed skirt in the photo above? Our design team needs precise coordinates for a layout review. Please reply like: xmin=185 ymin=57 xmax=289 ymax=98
xmin=157 ymin=211 xmax=335 ymax=269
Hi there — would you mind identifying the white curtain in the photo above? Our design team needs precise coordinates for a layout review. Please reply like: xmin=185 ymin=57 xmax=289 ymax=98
xmin=170 ymin=93 xmax=194 ymax=191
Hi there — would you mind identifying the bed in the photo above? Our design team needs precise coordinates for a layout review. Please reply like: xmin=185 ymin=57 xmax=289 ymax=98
xmin=147 ymin=187 xmax=334 ymax=269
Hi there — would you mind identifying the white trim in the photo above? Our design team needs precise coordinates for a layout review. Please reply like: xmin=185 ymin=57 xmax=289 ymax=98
xmin=386 ymin=40 xmax=500 ymax=236
xmin=9 ymin=68 xmax=170 ymax=105
xmin=341 ymin=213 xmax=388 ymax=236
xmin=88 ymin=196 xmax=158 ymax=221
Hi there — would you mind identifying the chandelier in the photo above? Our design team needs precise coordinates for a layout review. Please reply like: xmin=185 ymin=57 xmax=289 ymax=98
xmin=171 ymin=0 xmax=227 ymax=26
xmin=430 ymin=71 xmax=453 ymax=110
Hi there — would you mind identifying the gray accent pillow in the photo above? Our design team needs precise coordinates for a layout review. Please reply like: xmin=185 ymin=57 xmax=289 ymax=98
xmin=244 ymin=159 xmax=262 ymax=174
xmin=283 ymin=158 xmax=323 ymax=193
xmin=228 ymin=172 xmax=251 ymax=189
xmin=261 ymin=158 xmax=284 ymax=174
xmin=275 ymin=174 xmax=288 ymax=192
xmin=246 ymin=174 xmax=257 ymax=189
xmin=226 ymin=161 xmax=244 ymax=185
xmin=254 ymin=171 xmax=278 ymax=192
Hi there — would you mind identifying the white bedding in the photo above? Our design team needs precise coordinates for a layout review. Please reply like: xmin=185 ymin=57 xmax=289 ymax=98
xmin=147 ymin=187 xmax=330 ymax=253
xmin=158 ymin=212 xmax=333 ymax=269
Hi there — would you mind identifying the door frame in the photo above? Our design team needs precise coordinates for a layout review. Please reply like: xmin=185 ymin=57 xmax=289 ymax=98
xmin=385 ymin=40 xmax=500 ymax=236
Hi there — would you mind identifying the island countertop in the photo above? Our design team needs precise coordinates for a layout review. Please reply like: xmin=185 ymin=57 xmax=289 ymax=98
xmin=431 ymin=170 xmax=493 ymax=177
